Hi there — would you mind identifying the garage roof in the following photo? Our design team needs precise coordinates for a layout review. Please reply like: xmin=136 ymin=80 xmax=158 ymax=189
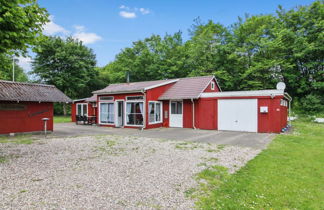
xmin=200 ymin=89 xmax=286 ymax=98
xmin=0 ymin=80 xmax=72 ymax=103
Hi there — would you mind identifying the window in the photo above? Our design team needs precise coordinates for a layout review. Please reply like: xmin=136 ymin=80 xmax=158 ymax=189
xmin=171 ymin=102 xmax=182 ymax=114
xmin=100 ymin=102 xmax=114 ymax=124
xmin=211 ymin=81 xmax=215 ymax=90
xmin=126 ymin=96 xmax=143 ymax=101
xmin=77 ymin=103 xmax=87 ymax=116
xmin=149 ymin=101 xmax=162 ymax=124
xmin=99 ymin=96 xmax=114 ymax=101
xmin=126 ymin=102 xmax=144 ymax=126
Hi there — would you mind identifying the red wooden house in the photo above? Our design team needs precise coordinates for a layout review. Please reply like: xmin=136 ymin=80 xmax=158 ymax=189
xmin=0 ymin=80 xmax=71 ymax=135
xmin=72 ymin=75 xmax=291 ymax=133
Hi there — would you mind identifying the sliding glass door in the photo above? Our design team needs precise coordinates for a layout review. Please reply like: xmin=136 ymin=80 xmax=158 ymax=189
xmin=126 ymin=102 xmax=144 ymax=126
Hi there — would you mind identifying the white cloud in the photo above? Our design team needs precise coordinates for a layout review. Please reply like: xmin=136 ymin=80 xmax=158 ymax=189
xmin=43 ymin=15 xmax=69 ymax=35
xmin=119 ymin=11 xmax=137 ymax=19
xmin=119 ymin=5 xmax=151 ymax=18
xmin=74 ymin=25 xmax=86 ymax=32
xmin=17 ymin=55 xmax=32 ymax=72
xmin=139 ymin=8 xmax=150 ymax=15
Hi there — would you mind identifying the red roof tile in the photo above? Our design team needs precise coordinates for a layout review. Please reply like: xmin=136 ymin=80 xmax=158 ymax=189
xmin=0 ymin=80 xmax=71 ymax=103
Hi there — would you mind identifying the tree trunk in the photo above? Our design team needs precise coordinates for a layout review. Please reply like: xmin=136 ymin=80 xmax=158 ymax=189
xmin=63 ymin=103 xmax=67 ymax=116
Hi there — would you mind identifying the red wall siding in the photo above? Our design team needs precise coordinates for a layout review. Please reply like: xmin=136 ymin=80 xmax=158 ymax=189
xmin=0 ymin=101 xmax=53 ymax=134
xmin=183 ymin=99 xmax=193 ymax=128
xmin=258 ymin=97 xmax=283 ymax=133
xmin=162 ymin=101 xmax=169 ymax=127
xmin=203 ymin=78 xmax=220 ymax=93
xmin=71 ymin=101 xmax=96 ymax=122
xmin=146 ymin=83 xmax=175 ymax=129
xmin=195 ymin=98 xmax=217 ymax=130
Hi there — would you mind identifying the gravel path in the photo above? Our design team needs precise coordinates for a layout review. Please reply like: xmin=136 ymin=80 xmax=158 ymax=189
xmin=0 ymin=135 xmax=260 ymax=209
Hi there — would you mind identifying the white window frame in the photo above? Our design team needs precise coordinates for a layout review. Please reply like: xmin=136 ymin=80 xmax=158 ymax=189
xmin=148 ymin=101 xmax=163 ymax=124
xmin=76 ymin=103 xmax=88 ymax=116
xmin=211 ymin=81 xmax=215 ymax=90
xmin=125 ymin=99 xmax=145 ymax=127
xmin=99 ymin=101 xmax=115 ymax=125
xmin=99 ymin=96 xmax=114 ymax=101
xmin=170 ymin=100 xmax=183 ymax=115
xmin=126 ymin=95 xmax=144 ymax=101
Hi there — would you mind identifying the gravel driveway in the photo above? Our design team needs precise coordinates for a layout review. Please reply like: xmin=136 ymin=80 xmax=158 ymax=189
xmin=0 ymin=135 xmax=260 ymax=209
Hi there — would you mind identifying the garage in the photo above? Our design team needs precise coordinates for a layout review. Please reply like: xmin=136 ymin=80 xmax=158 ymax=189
xmin=218 ymin=99 xmax=258 ymax=132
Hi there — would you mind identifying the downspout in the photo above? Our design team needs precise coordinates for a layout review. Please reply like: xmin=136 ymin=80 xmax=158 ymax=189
xmin=142 ymin=89 xmax=146 ymax=131
xmin=191 ymin=98 xmax=196 ymax=129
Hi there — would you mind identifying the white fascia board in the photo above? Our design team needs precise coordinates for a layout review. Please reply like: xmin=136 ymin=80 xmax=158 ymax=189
xmin=200 ymin=89 xmax=285 ymax=98
xmin=144 ymin=79 xmax=179 ymax=91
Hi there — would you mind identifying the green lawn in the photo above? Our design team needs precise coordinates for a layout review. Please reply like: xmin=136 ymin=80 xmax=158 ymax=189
xmin=194 ymin=120 xmax=324 ymax=209
xmin=54 ymin=115 xmax=71 ymax=123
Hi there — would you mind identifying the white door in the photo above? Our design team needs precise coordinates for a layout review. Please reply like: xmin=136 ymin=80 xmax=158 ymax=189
xmin=116 ymin=101 xmax=124 ymax=127
xmin=170 ymin=101 xmax=183 ymax=127
xmin=218 ymin=99 xmax=257 ymax=132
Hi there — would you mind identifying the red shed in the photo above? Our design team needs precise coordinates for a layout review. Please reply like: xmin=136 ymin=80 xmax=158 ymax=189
xmin=0 ymin=80 xmax=71 ymax=135
xmin=71 ymin=95 xmax=97 ymax=122
xmin=73 ymin=75 xmax=290 ymax=133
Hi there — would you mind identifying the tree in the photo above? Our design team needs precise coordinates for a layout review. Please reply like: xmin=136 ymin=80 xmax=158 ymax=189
xmin=32 ymin=36 xmax=98 ymax=115
xmin=0 ymin=54 xmax=28 ymax=82
xmin=0 ymin=0 xmax=49 ymax=54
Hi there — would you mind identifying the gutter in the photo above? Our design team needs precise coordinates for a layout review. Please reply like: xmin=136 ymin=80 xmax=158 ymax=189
xmin=191 ymin=98 xmax=196 ymax=129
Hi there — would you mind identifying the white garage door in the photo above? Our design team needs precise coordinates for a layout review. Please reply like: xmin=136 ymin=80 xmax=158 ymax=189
xmin=218 ymin=99 xmax=258 ymax=132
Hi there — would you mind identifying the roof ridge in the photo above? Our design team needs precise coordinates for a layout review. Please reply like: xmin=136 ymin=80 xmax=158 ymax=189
xmin=0 ymin=80 xmax=55 ymax=87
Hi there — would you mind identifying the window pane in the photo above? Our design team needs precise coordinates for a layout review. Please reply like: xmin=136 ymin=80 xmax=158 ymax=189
xmin=107 ymin=103 xmax=114 ymax=123
xmin=177 ymin=102 xmax=182 ymax=114
xmin=149 ymin=102 xmax=155 ymax=123
xmin=171 ymin=102 xmax=176 ymax=114
xmin=126 ymin=102 xmax=143 ymax=125
xmin=77 ymin=104 xmax=82 ymax=115
xmin=100 ymin=103 xmax=108 ymax=123
xmin=156 ymin=103 xmax=161 ymax=122
xmin=83 ymin=104 xmax=87 ymax=116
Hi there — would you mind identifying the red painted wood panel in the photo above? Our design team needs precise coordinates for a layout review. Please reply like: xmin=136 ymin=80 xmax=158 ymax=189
xmin=203 ymin=78 xmax=220 ymax=92
xmin=183 ymin=99 xmax=193 ymax=128
xmin=0 ymin=101 xmax=53 ymax=134
xmin=195 ymin=98 xmax=217 ymax=130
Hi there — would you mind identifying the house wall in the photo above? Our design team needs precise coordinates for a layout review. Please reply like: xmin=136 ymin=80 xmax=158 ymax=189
xmin=203 ymin=78 xmax=220 ymax=92
xmin=71 ymin=101 xmax=96 ymax=122
xmin=194 ymin=96 xmax=288 ymax=133
xmin=146 ymin=83 xmax=175 ymax=129
xmin=0 ymin=101 xmax=53 ymax=134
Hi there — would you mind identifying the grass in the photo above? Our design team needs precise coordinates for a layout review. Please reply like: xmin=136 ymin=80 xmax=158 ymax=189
xmin=193 ymin=120 xmax=324 ymax=209
xmin=54 ymin=115 xmax=71 ymax=123
xmin=0 ymin=135 xmax=34 ymax=144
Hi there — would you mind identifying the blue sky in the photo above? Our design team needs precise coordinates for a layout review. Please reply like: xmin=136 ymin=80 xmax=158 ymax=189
xmin=19 ymin=0 xmax=314 ymax=71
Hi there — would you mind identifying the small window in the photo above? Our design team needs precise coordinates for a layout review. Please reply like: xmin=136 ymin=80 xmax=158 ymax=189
xmin=99 ymin=96 xmax=114 ymax=101
xmin=171 ymin=102 xmax=182 ymax=114
xmin=211 ymin=81 xmax=215 ymax=90
xmin=126 ymin=96 xmax=144 ymax=101
xmin=149 ymin=101 xmax=162 ymax=124
xmin=77 ymin=103 xmax=88 ymax=116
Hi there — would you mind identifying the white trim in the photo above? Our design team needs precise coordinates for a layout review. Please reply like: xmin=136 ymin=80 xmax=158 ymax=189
xmin=200 ymin=89 xmax=285 ymax=98
xmin=76 ymin=103 xmax=88 ymax=116
xmin=98 ymin=101 xmax=115 ymax=125
xmin=124 ymin=101 xmax=145 ymax=127
xmin=115 ymin=99 xmax=124 ymax=127
xmin=211 ymin=81 xmax=215 ymax=90
xmin=144 ymin=79 xmax=179 ymax=90
xmin=126 ymin=95 xmax=144 ymax=101
xmin=99 ymin=96 xmax=114 ymax=101
xmin=198 ymin=76 xmax=221 ymax=99
xmin=148 ymin=101 xmax=163 ymax=125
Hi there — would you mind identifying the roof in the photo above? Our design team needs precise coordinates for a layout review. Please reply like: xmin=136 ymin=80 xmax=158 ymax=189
xmin=73 ymin=94 xmax=97 ymax=103
xmin=200 ymin=89 xmax=286 ymax=98
xmin=93 ymin=79 xmax=178 ymax=95
xmin=0 ymin=80 xmax=72 ymax=103
xmin=158 ymin=76 xmax=215 ymax=100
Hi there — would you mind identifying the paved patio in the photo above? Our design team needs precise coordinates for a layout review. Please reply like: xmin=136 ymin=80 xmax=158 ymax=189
xmin=52 ymin=123 xmax=275 ymax=149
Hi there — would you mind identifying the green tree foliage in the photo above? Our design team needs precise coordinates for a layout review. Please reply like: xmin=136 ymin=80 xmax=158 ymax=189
xmin=99 ymin=1 xmax=323 ymax=113
xmin=0 ymin=0 xmax=49 ymax=54
xmin=32 ymin=36 xmax=100 ymax=99
xmin=0 ymin=54 xmax=28 ymax=82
